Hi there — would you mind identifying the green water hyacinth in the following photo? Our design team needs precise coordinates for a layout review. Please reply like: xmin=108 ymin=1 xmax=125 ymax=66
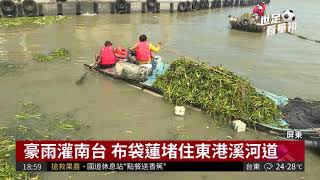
xmin=34 ymin=48 xmax=71 ymax=62
xmin=0 ymin=101 xmax=88 ymax=179
xmin=153 ymin=58 xmax=282 ymax=126
xmin=0 ymin=16 xmax=70 ymax=28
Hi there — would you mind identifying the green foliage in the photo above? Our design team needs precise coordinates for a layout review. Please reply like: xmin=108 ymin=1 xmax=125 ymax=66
xmin=240 ymin=13 xmax=254 ymax=21
xmin=0 ymin=16 xmax=70 ymax=28
xmin=153 ymin=58 xmax=282 ymax=126
xmin=0 ymin=101 xmax=88 ymax=179
xmin=34 ymin=48 xmax=71 ymax=62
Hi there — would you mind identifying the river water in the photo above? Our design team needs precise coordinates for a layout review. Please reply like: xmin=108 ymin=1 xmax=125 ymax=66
xmin=1 ymin=0 xmax=320 ymax=179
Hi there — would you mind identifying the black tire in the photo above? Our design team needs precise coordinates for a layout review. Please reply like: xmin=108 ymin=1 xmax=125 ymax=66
xmin=235 ymin=0 xmax=239 ymax=6
xmin=115 ymin=0 xmax=127 ymax=14
xmin=195 ymin=0 xmax=201 ymax=10
xmin=200 ymin=0 xmax=209 ymax=9
xmin=146 ymin=0 xmax=157 ymax=13
xmin=186 ymin=1 xmax=192 ymax=11
xmin=0 ymin=0 xmax=17 ymax=17
xmin=177 ymin=2 xmax=187 ymax=12
xmin=22 ymin=0 xmax=38 ymax=17
xmin=204 ymin=0 xmax=209 ymax=9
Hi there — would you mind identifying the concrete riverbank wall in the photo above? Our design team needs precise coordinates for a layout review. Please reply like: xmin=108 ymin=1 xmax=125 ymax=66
xmin=0 ymin=0 xmax=268 ymax=17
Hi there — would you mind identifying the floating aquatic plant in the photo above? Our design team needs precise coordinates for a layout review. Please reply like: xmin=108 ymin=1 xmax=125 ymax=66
xmin=0 ymin=16 xmax=70 ymax=28
xmin=0 ymin=101 xmax=89 ymax=179
xmin=153 ymin=58 xmax=282 ymax=126
xmin=34 ymin=48 xmax=71 ymax=62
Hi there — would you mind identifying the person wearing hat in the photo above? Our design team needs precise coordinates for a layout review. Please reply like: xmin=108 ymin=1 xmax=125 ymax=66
xmin=95 ymin=41 xmax=117 ymax=69
xmin=252 ymin=5 xmax=264 ymax=17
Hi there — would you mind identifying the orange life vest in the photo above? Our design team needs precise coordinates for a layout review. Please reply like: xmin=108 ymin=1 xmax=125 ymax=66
xmin=135 ymin=41 xmax=150 ymax=62
xmin=101 ymin=46 xmax=117 ymax=65
xmin=115 ymin=47 xmax=128 ymax=59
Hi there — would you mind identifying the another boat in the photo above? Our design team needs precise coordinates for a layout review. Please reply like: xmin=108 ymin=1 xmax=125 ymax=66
xmin=228 ymin=14 xmax=284 ymax=33
xmin=229 ymin=16 xmax=266 ymax=32
xmin=83 ymin=57 xmax=320 ymax=150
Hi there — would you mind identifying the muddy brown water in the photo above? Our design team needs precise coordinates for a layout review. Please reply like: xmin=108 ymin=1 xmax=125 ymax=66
xmin=1 ymin=0 xmax=320 ymax=179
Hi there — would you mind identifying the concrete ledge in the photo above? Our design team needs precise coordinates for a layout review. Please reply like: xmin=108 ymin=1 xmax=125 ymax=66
xmin=97 ymin=2 xmax=111 ymax=14
xmin=41 ymin=2 xmax=58 ymax=15
xmin=3 ymin=0 xmax=262 ymax=17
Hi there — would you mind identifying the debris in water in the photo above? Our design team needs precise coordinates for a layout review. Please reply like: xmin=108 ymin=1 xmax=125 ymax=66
xmin=0 ymin=16 xmax=70 ymax=28
xmin=34 ymin=48 xmax=71 ymax=62
xmin=0 ymin=101 xmax=88 ymax=179
xmin=124 ymin=130 xmax=133 ymax=134
xmin=226 ymin=136 xmax=233 ymax=139
xmin=232 ymin=120 xmax=247 ymax=132
xmin=175 ymin=106 xmax=185 ymax=116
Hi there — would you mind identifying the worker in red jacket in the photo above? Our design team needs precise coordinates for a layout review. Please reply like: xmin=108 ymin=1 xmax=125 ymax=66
xmin=95 ymin=41 xmax=117 ymax=69
xmin=253 ymin=5 xmax=264 ymax=17
xmin=252 ymin=5 xmax=259 ymax=15
xmin=130 ymin=34 xmax=161 ymax=65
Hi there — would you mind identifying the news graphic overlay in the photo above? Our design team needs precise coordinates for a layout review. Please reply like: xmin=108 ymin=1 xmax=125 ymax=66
xmin=16 ymin=140 xmax=305 ymax=172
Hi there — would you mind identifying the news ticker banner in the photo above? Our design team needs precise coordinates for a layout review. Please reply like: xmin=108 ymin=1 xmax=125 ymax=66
xmin=16 ymin=140 xmax=305 ymax=172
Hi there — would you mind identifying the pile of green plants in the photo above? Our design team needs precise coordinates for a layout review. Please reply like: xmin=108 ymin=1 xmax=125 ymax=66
xmin=34 ymin=48 xmax=71 ymax=62
xmin=0 ymin=101 xmax=89 ymax=179
xmin=153 ymin=58 xmax=282 ymax=126
xmin=0 ymin=16 xmax=70 ymax=28
xmin=240 ymin=13 xmax=254 ymax=21
xmin=0 ymin=61 xmax=23 ymax=76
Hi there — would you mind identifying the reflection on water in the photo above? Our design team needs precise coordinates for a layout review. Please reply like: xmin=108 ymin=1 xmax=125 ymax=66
xmin=0 ymin=0 xmax=320 ymax=179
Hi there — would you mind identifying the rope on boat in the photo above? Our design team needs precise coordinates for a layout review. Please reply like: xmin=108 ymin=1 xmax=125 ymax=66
xmin=288 ymin=32 xmax=320 ymax=43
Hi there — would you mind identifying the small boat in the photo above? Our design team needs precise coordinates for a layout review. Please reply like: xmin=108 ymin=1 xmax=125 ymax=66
xmin=229 ymin=16 xmax=266 ymax=32
xmin=228 ymin=14 xmax=284 ymax=33
xmin=84 ymin=56 xmax=169 ymax=94
xmin=83 ymin=57 xmax=320 ymax=150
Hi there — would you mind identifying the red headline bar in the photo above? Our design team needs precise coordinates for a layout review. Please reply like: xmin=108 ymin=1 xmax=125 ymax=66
xmin=16 ymin=140 xmax=304 ymax=162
